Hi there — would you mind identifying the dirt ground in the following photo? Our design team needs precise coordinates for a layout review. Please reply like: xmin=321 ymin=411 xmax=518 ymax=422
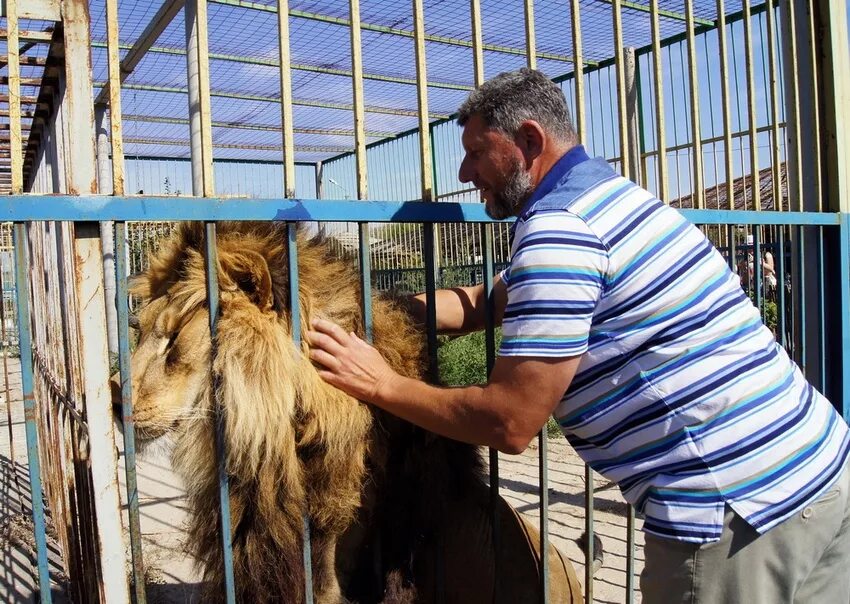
xmin=120 ymin=435 xmax=643 ymax=604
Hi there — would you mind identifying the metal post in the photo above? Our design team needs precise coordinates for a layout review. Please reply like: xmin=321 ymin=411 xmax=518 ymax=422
xmin=684 ymin=0 xmax=703 ymax=207
xmin=624 ymin=48 xmax=640 ymax=603
xmin=716 ymin=0 xmax=735 ymax=210
xmin=741 ymin=0 xmax=761 ymax=210
xmin=649 ymin=0 xmax=667 ymax=201
xmin=62 ymin=1 xmax=131 ymax=601
xmin=94 ymin=106 xmax=118 ymax=356
xmin=186 ymin=1 xmax=235 ymax=601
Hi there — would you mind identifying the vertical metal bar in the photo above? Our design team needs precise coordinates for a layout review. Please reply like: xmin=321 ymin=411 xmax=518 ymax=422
xmin=62 ymin=1 xmax=130 ymax=600
xmin=277 ymin=0 xmax=296 ymax=198
xmin=469 ymin=5 xmax=501 ymax=596
xmin=186 ymin=0 xmax=234 ymax=599
xmin=804 ymin=0 xmax=822 ymax=211
xmin=584 ymin=465 xmax=594 ymax=603
xmin=612 ymin=0 xmax=630 ymax=178
xmin=115 ymin=223 xmax=146 ymax=604
xmin=764 ymin=3 xmax=783 ymax=210
xmin=74 ymin=223 xmax=131 ymax=604
xmin=94 ymin=109 xmax=119 ymax=356
xmin=780 ymin=0 xmax=803 ymax=211
xmin=716 ymin=0 xmax=735 ymax=209
xmin=7 ymin=0 xmax=23 ymax=194
xmin=741 ymin=0 xmax=761 ymax=210
xmin=754 ymin=228 xmax=763 ymax=313
xmin=412 ymin=0 xmax=438 ymax=373
xmin=284 ymin=223 xmax=313 ymax=603
xmin=349 ymin=0 xmax=372 ymax=341
xmin=726 ymin=225 xmax=735 ymax=271
xmin=839 ymin=214 xmax=850 ymax=421
xmin=684 ymin=0 xmax=703 ymax=207
xmin=470 ymin=0 xmax=484 ymax=86
xmin=777 ymin=228 xmax=787 ymax=349
xmin=106 ymin=0 xmax=126 ymax=196
xmin=797 ymin=225 xmax=807 ymax=373
xmin=13 ymin=223 xmax=51 ymax=603
xmin=570 ymin=0 xmax=586 ymax=142
xmin=624 ymin=48 xmax=640 ymax=604
xmin=203 ymin=225 xmax=236 ymax=603
xmin=817 ymin=226 xmax=825 ymax=392
xmin=817 ymin=0 xmax=850 ymax=216
xmin=538 ymin=432 xmax=549 ymax=604
xmin=626 ymin=506 xmax=635 ymax=604
xmin=649 ymin=0 xmax=667 ymax=202
xmin=524 ymin=0 xmax=537 ymax=69
xmin=186 ymin=0 xmax=215 ymax=197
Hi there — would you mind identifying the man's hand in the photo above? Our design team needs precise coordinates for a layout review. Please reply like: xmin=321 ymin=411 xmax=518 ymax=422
xmin=306 ymin=318 xmax=400 ymax=404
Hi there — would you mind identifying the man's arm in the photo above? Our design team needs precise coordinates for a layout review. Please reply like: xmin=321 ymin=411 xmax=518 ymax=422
xmin=307 ymin=318 xmax=579 ymax=453
xmin=404 ymin=274 xmax=508 ymax=336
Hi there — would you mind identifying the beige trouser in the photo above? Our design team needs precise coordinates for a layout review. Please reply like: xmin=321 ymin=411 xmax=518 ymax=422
xmin=641 ymin=460 xmax=850 ymax=604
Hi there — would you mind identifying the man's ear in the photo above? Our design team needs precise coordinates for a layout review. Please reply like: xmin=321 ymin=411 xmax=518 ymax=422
xmin=515 ymin=120 xmax=546 ymax=165
xmin=218 ymin=249 xmax=274 ymax=312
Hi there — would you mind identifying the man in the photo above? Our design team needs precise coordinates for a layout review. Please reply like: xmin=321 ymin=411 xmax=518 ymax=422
xmin=307 ymin=69 xmax=850 ymax=603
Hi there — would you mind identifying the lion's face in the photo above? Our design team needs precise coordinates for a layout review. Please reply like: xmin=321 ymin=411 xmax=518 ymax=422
xmin=112 ymin=294 xmax=212 ymax=440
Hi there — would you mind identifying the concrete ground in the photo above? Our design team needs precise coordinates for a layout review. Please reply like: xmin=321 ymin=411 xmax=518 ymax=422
xmin=0 ymin=354 xmax=645 ymax=603
xmin=0 ymin=356 xmax=69 ymax=603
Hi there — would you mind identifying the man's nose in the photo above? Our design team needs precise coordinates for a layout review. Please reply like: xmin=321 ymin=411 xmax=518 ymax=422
xmin=458 ymin=156 xmax=474 ymax=184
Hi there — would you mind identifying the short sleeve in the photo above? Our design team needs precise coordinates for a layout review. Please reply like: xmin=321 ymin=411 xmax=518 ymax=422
xmin=498 ymin=210 xmax=607 ymax=358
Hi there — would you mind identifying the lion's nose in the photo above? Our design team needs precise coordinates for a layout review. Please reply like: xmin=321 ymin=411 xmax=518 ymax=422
xmin=110 ymin=372 xmax=124 ymax=408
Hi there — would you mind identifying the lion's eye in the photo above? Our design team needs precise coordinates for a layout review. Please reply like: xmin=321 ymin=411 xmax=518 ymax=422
xmin=166 ymin=332 xmax=179 ymax=350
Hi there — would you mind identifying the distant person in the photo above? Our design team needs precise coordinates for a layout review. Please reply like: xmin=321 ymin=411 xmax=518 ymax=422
xmin=307 ymin=68 xmax=850 ymax=604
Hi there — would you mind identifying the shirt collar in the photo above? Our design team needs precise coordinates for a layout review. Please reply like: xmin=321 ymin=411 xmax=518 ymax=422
xmin=516 ymin=144 xmax=590 ymax=219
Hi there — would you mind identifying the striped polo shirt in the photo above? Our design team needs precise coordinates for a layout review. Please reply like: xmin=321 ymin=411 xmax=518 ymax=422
xmin=499 ymin=145 xmax=850 ymax=543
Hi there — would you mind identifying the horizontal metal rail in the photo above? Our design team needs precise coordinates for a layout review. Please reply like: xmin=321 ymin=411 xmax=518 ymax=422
xmin=0 ymin=197 xmax=843 ymax=226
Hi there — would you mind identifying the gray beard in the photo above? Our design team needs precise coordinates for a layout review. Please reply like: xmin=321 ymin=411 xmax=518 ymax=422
xmin=486 ymin=160 xmax=534 ymax=220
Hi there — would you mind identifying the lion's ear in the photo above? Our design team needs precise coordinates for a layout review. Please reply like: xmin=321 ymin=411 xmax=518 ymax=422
xmin=218 ymin=249 xmax=274 ymax=312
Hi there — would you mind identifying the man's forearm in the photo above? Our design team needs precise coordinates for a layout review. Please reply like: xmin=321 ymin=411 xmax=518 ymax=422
xmin=375 ymin=373 xmax=521 ymax=452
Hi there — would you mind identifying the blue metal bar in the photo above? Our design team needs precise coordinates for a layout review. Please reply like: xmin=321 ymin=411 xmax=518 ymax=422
xmin=584 ymin=464 xmax=594 ymax=603
xmin=626 ymin=505 xmax=635 ymax=604
xmin=725 ymin=225 xmax=735 ymax=271
xmin=203 ymin=222 xmax=237 ymax=603
xmin=1 ymin=196 xmax=842 ymax=226
xmin=480 ymin=223 xmax=501 ymax=596
xmin=114 ymin=222 xmax=147 ymax=604
xmin=422 ymin=223 xmax=439 ymax=379
xmin=777 ymin=228 xmax=787 ymax=350
xmin=754 ymin=228 xmax=762 ymax=314
xmin=817 ymin=226 xmax=825 ymax=393
xmin=797 ymin=225 xmax=807 ymax=375
xmin=285 ymin=223 xmax=314 ymax=603
xmin=358 ymin=224 xmax=373 ymax=343
xmin=839 ymin=214 xmax=850 ymax=422
xmin=12 ymin=223 xmax=52 ymax=604
xmin=539 ymin=433 xmax=549 ymax=603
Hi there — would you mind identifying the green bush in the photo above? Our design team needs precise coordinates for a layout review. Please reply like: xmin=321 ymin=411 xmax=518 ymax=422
xmin=437 ymin=329 xmax=563 ymax=440
xmin=437 ymin=329 xmax=501 ymax=387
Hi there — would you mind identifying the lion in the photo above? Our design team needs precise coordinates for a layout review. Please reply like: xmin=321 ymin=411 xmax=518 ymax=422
xmin=113 ymin=221 xmax=582 ymax=603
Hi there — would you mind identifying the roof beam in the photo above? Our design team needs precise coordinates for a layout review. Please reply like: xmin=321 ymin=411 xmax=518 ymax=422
xmin=122 ymin=113 xmax=396 ymax=138
xmin=123 ymin=136 xmax=351 ymax=154
xmin=209 ymin=0 xmax=595 ymax=66
xmin=90 ymin=41 xmax=474 ymax=91
xmin=97 ymin=81 xmax=452 ymax=119
xmin=93 ymin=0 xmax=183 ymax=106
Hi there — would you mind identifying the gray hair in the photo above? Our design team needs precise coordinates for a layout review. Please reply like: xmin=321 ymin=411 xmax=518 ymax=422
xmin=457 ymin=68 xmax=576 ymax=144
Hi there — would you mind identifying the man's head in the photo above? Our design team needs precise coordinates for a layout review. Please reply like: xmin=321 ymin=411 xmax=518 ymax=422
xmin=457 ymin=69 xmax=577 ymax=219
